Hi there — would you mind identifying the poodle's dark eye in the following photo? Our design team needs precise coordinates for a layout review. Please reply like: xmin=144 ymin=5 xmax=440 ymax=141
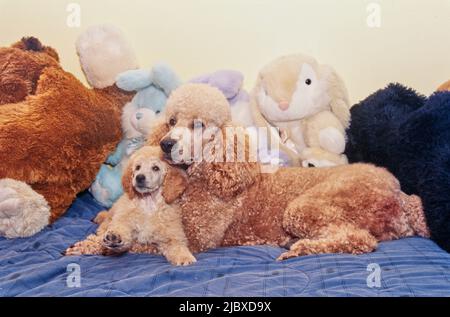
xmin=169 ymin=117 xmax=177 ymax=126
xmin=192 ymin=120 xmax=205 ymax=129
xmin=135 ymin=165 xmax=141 ymax=171
xmin=155 ymin=110 xmax=161 ymax=115
xmin=305 ymin=79 xmax=312 ymax=85
xmin=152 ymin=165 xmax=160 ymax=172
xmin=308 ymin=163 xmax=315 ymax=168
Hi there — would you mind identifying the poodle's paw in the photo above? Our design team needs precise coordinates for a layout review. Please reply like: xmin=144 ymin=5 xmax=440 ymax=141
xmin=169 ymin=252 xmax=197 ymax=266
xmin=102 ymin=230 xmax=131 ymax=252
xmin=65 ymin=235 xmax=104 ymax=255
xmin=165 ymin=247 xmax=197 ymax=266
xmin=276 ymin=250 xmax=303 ymax=261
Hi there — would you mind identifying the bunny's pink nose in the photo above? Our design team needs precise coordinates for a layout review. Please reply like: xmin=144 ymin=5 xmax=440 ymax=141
xmin=278 ymin=101 xmax=290 ymax=111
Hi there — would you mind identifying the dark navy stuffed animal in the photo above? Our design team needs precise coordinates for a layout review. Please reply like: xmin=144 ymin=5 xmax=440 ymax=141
xmin=345 ymin=83 xmax=450 ymax=252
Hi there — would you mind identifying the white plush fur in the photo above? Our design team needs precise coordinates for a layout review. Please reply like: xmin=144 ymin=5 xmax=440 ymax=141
xmin=0 ymin=179 xmax=50 ymax=238
xmin=76 ymin=24 xmax=138 ymax=88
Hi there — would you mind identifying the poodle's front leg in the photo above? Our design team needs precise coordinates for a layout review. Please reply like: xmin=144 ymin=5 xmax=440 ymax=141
xmin=159 ymin=242 xmax=197 ymax=266
xmin=277 ymin=224 xmax=377 ymax=260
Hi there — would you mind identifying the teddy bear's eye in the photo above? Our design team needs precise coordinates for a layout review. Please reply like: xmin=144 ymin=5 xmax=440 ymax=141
xmin=305 ymin=79 xmax=312 ymax=85
xmin=135 ymin=165 xmax=141 ymax=171
xmin=152 ymin=165 xmax=160 ymax=172
xmin=169 ymin=117 xmax=177 ymax=126
xmin=155 ymin=110 xmax=161 ymax=114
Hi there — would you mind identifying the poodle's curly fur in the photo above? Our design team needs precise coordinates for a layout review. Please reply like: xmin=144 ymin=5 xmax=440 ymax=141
xmin=345 ymin=83 xmax=450 ymax=252
xmin=153 ymin=84 xmax=429 ymax=259
xmin=66 ymin=146 xmax=195 ymax=266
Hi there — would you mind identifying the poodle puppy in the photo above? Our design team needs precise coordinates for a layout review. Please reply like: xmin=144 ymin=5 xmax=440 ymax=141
xmin=154 ymin=84 xmax=429 ymax=260
xmin=66 ymin=146 xmax=195 ymax=266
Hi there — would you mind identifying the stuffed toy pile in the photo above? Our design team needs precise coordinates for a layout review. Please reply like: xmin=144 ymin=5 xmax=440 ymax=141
xmin=0 ymin=25 xmax=137 ymax=238
xmin=345 ymin=83 xmax=450 ymax=252
xmin=90 ymin=64 xmax=181 ymax=207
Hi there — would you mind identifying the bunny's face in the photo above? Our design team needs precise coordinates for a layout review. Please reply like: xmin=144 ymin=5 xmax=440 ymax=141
xmin=257 ymin=55 xmax=331 ymax=123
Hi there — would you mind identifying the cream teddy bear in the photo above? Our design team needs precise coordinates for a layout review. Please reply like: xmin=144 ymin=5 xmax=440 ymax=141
xmin=250 ymin=54 xmax=351 ymax=167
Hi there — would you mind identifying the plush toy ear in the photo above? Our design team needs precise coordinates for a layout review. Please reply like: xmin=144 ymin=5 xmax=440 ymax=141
xmin=162 ymin=166 xmax=187 ymax=204
xmin=0 ymin=75 xmax=28 ymax=104
xmin=191 ymin=70 xmax=243 ymax=100
xmin=437 ymin=80 xmax=450 ymax=92
xmin=116 ymin=69 xmax=153 ymax=91
xmin=151 ymin=63 xmax=181 ymax=96
xmin=321 ymin=65 xmax=351 ymax=127
xmin=76 ymin=24 xmax=138 ymax=89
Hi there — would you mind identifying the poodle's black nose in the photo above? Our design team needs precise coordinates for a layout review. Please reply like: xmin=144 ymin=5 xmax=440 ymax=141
xmin=135 ymin=174 xmax=146 ymax=186
xmin=160 ymin=138 xmax=176 ymax=154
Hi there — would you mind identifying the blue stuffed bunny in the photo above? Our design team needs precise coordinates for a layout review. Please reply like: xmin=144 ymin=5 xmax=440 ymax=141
xmin=90 ymin=63 xmax=181 ymax=207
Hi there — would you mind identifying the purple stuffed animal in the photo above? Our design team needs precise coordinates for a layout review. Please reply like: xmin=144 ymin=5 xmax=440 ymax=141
xmin=190 ymin=70 xmax=253 ymax=127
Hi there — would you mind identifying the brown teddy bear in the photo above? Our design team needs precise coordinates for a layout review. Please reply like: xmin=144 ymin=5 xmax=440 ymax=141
xmin=0 ymin=25 xmax=138 ymax=238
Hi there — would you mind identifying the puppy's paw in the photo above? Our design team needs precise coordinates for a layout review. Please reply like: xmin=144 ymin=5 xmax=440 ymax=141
xmin=165 ymin=248 xmax=197 ymax=266
xmin=65 ymin=235 xmax=103 ymax=255
xmin=102 ymin=230 xmax=131 ymax=252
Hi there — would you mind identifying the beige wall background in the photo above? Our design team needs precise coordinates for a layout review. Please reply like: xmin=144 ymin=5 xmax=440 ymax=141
xmin=0 ymin=0 xmax=449 ymax=103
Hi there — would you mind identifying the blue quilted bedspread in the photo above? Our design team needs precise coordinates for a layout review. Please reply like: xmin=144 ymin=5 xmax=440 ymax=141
xmin=0 ymin=192 xmax=449 ymax=297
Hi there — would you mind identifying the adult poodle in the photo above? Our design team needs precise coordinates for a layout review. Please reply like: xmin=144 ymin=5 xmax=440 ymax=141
xmin=150 ymin=84 xmax=429 ymax=260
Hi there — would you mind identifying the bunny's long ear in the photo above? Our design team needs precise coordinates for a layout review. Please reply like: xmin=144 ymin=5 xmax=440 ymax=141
xmin=321 ymin=65 xmax=351 ymax=127
xmin=162 ymin=166 xmax=188 ymax=204
xmin=116 ymin=69 xmax=153 ymax=92
xmin=151 ymin=63 xmax=182 ymax=96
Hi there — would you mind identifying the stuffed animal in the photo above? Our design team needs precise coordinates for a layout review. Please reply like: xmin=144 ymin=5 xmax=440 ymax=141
xmin=250 ymin=54 xmax=351 ymax=167
xmin=90 ymin=64 xmax=181 ymax=207
xmin=438 ymin=80 xmax=450 ymax=91
xmin=190 ymin=70 xmax=253 ymax=127
xmin=0 ymin=25 xmax=137 ymax=238
xmin=190 ymin=70 xmax=290 ymax=166
xmin=345 ymin=83 xmax=450 ymax=252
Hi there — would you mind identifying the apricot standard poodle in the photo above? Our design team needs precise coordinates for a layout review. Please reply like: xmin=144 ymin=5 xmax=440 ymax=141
xmin=152 ymin=84 xmax=429 ymax=260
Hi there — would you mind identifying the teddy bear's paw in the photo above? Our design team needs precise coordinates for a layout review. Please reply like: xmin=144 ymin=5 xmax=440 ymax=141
xmin=0 ymin=187 xmax=24 ymax=218
xmin=0 ymin=179 xmax=50 ymax=238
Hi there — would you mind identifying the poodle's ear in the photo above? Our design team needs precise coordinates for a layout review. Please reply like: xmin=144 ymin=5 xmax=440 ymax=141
xmin=192 ymin=127 xmax=259 ymax=200
xmin=162 ymin=166 xmax=187 ymax=204
xmin=146 ymin=116 xmax=170 ymax=146
xmin=122 ymin=159 xmax=137 ymax=200
xmin=151 ymin=63 xmax=181 ymax=96
xmin=321 ymin=65 xmax=351 ymax=127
